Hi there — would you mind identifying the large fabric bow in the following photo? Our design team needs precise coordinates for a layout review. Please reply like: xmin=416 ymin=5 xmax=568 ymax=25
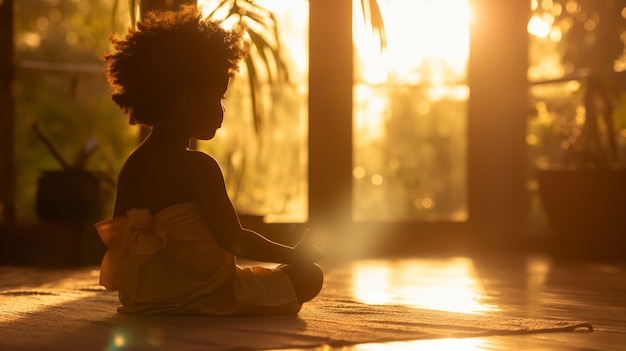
xmin=124 ymin=208 xmax=168 ymax=254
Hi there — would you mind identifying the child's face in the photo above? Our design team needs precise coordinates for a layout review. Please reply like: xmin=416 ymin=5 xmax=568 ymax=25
xmin=187 ymin=74 xmax=230 ymax=140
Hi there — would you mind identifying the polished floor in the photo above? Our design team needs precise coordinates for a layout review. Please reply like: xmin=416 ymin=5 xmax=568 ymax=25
xmin=306 ymin=254 xmax=626 ymax=350
xmin=1 ymin=253 xmax=625 ymax=350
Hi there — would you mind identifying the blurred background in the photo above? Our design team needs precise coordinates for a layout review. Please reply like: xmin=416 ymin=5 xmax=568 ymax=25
xmin=1 ymin=0 xmax=625 ymax=264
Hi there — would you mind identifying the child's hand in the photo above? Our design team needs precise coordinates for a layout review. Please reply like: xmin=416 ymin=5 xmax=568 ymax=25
xmin=293 ymin=229 xmax=326 ymax=263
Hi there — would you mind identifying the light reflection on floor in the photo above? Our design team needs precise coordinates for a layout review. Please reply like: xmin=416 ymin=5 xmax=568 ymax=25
xmin=337 ymin=337 xmax=487 ymax=351
xmin=350 ymin=257 xmax=498 ymax=314
xmin=311 ymin=256 xmax=558 ymax=351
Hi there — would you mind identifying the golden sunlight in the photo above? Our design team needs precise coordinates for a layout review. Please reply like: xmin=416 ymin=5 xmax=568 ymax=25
xmin=527 ymin=14 xmax=552 ymax=38
xmin=353 ymin=0 xmax=470 ymax=221
xmin=351 ymin=258 xmax=497 ymax=314
xmin=353 ymin=337 xmax=487 ymax=351
xmin=353 ymin=0 xmax=471 ymax=85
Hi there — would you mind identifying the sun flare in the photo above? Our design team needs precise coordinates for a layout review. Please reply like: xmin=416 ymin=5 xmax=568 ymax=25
xmin=351 ymin=258 xmax=497 ymax=314
xmin=354 ymin=0 xmax=472 ymax=85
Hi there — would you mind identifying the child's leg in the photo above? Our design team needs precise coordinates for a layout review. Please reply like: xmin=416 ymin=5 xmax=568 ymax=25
xmin=278 ymin=263 xmax=324 ymax=303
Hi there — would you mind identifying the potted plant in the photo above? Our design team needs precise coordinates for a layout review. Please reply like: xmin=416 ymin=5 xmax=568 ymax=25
xmin=530 ymin=71 xmax=626 ymax=259
xmin=32 ymin=120 xmax=115 ymax=222
xmin=527 ymin=0 xmax=626 ymax=259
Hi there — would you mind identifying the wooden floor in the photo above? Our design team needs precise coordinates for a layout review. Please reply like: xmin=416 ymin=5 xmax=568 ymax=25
xmin=310 ymin=254 xmax=626 ymax=351
xmin=1 ymin=252 xmax=625 ymax=350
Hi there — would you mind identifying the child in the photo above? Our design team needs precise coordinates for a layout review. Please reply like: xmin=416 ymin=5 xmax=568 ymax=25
xmin=96 ymin=5 xmax=324 ymax=316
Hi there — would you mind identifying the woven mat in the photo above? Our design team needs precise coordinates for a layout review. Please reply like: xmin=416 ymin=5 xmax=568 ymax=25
xmin=0 ymin=281 xmax=592 ymax=351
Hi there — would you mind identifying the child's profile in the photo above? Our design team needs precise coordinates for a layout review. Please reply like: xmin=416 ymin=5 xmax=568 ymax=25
xmin=96 ymin=5 xmax=324 ymax=316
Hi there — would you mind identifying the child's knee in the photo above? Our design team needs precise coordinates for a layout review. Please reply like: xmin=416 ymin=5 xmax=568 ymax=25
xmin=298 ymin=264 xmax=323 ymax=302
xmin=279 ymin=263 xmax=324 ymax=303
xmin=310 ymin=263 xmax=324 ymax=288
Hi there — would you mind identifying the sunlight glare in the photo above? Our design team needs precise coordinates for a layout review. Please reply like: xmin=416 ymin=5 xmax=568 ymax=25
xmin=528 ymin=15 xmax=552 ymax=38
xmin=354 ymin=85 xmax=387 ymax=140
xmin=353 ymin=337 xmax=487 ymax=351
xmin=352 ymin=261 xmax=392 ymax=304
xmin=351 ymin=258 xmax=497 ymax=314
xmin=354 ymin=0 xmax=471 ymax=85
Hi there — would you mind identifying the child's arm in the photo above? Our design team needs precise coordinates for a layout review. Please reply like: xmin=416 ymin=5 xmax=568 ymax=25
xmin=189 ymin=151 xmax=324 ymax=264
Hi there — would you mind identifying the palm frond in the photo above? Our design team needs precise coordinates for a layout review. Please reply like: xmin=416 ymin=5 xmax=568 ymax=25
xmin=111 ymin=0 xmax=119 ymax=32
xmin=233 ymin=2 xmax=273 ymax=28
xmin=244 ymin=55 xmax=262 ymax=140
xmin=206 ymin=0 xmax=292 ymax=142
xmin=360 ymin=0 xmax=387 ymax=50
xmin=246 ymin=29 xmax=275 ymax=83
xmin=110 ymin=0 xmax=137 ymax=30
xmin=246 ymin=27 xmax=290 ymax=84
xmin=205 ymin=0 xmax=231 ymax=19
xmin=266 ymin=11 xmax=289 ymax=82
xmin=128 ymin=0 xmax=137 ymax=28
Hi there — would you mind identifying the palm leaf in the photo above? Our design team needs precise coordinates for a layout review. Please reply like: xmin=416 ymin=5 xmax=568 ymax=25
xmin=110 ymin=0 xmax=137 ymax=30
xmin=360 ymin=0 xmax=387 ymax=50
xmin=265 ymin=10 xmax=290 ymax=82
xmin=129 ymin=0 xmax=137 ymax=28
xmin=244 ymin=54 xmax=262 ymax=139
xmin=208 ymin=0 xmax=292 ymax=142
xmin=233 ymin=2 xmax=272 ymax=28
xmin=111 ymin=0 xmax=119 ymax=32
xmin=247 ymin=27 xmax=289 ymax=85
xmin=205 ymin=0 xmax=230 ymax=19
xmin=246 ymin=29 xmax=275 ymax=83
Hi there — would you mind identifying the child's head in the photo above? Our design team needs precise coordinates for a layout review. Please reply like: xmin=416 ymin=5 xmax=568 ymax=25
xmin=104 ymin=5 xmax=244 ymax=128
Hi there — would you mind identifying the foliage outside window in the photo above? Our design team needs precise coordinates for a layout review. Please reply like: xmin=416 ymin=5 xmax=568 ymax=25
xmin=526 ymin=0 xmax=626 ymax=233
xmin=527 ymin=0 xmax=626 ymax=170
xmin=14 ymin=0 xmax=137 ymax=221
xmin=352 ymin=0 xmax=470 ymax=222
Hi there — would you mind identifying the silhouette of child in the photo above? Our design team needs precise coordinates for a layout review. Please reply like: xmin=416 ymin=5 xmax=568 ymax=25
xmin=96 ymin=5 xmax=324 ymax=316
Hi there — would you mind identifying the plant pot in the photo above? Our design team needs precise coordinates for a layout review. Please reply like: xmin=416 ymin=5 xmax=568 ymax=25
xmin=36 ymin=170 xmax=102 ymax=222
xmin=536 ymin=166 xmax=626 ymax=258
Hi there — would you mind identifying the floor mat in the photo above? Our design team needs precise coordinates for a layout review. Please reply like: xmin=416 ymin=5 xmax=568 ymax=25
xmin=0 ymin=281 xmax=592 ymax=351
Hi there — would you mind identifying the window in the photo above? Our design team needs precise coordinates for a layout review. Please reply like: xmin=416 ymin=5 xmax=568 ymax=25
xmin=352 ymin=0 xmax=470 ymax=221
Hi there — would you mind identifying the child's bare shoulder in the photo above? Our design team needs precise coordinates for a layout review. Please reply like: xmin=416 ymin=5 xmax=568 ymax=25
xmin=186 ymin=149 xmax=217 ymax=163
xmin=185 ymin=150 xmax=227 ymax=192
xmin=185 ymin=150 xmax=222 ymax=173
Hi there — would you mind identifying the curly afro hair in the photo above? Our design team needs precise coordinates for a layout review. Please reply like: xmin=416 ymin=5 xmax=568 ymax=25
xmin=104 ymin=5 xmax=244 ymax=127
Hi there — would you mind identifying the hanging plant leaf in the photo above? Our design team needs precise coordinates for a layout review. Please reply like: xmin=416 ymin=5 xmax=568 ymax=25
xmin=360 ymin=0 xmax=387 ymax=50
xmin=244 ymin=52 xmax=262 ymax=139
xmin=206 ymin=0 xmax=292 ymax=142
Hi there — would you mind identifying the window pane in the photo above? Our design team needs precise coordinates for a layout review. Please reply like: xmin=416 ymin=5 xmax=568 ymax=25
xmin=352 ymin=0 xmax=470 ymax=222
xmin=196 ymin=0 xmax=308 ymax=222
